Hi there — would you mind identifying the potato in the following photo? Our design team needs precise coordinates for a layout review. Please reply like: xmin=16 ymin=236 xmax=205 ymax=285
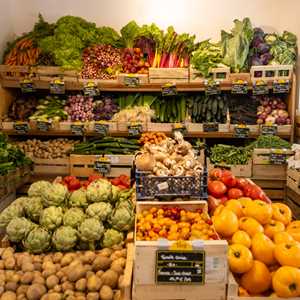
xmin=20 ymin=272 xmax=33 ymax=284
xmin=0 ymin=285 xmax=4 ymax=296
xmin=75 ymin=278 xmax=87 ymax=292
xmin=16 ymin=295 xmax=26 ymax=300
xmin=54 ymin=264 xmax=61 ymax=272
xmin=26 ymin=284 xmax=47 ymax=300
xmin=46 ymin=275 xmax=59 ymax=289
xmin=101 ymin=270 xmax=118 ymax=289
xmin=63 ymin=290 xmax=74 ymax=297
xmin=1 ymin=248 xmax=14 ymax=260
xmin=84 ymin=265 xmax=92 ymax=273
xmin=69 ymin=259 xmax=81 ymax=268
xmin=32 ymin=276 xmax=45 ymax=285
xmin=33 ymin=262 xmax=42 ymax=272
xmin=96 ymin=271 xmax=104 ymax=278
xmin=21 ymin=262 xmax=34 ymax=272
xmin=98 ymin=249 xmax=113 ymax=257
xmin=82 ymin=252 xmax=96 ymax=264
xmin=61 ymin=281 xmax=74 ymax=292
xmin=92 ymin=257 xmax=111 ymax=272
xmin=113 ymin=290 xmax=121 ymax=300
xmin=118 ymin=275 xmax=124 ymax=289
xmin=5 ymin=282 xmax=18 ymax=292
xmin=99 ymin=285 xmax=113 ymax=300
xmin=76 ymin=297 xmax=86 ymax=300
xmin=61 ymin=254 xmax=75 ymax=267
xmin=65 ymin=296 xmax=76 ymax=300
xmin=4 ymin=257 xmax=16 ymax=270
xmin=41 ymin=292 xmax=62 ymax=300
xmin=53 ymin=285 xmax=61 ymax=293
xmin=0 ymin=291 xmax=17 ymax=300
xmin=66 ymin=265 xmax=86 ymax=282
xmin=87 ymin=292 xmax=99 ymax=300
xmin=10 ymin=274 xmax=20 ymax=283
xmin=61 ymin=276 xmax=68 ymax=283
xmin=42 ymin=267 xmax=56 ymax=278
xmin=32 ymin=256 xmax=42 ymax=264
xmin=16 ymin=285 xmax=29 ymax=296
xmin=87 ymin=275 xmax=102 ymax=292
xmin=56 ymin=271 xmax=64 ymax=280
xmin=0 ymin=260 xmax=4 ymax=269
xmin=5 ymin=270 xmax=15 ymax=280
xmin=86 ymin=271 xmax=95 ymax=279
xmin=110 ymin=264 xmax=123 ymax=275
xmin=52 ymin=253 xmax=63 ymax=264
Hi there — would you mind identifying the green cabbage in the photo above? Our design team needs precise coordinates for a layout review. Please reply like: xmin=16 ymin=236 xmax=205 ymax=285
xmin=86 ymin=179 xmax=112 ymax=203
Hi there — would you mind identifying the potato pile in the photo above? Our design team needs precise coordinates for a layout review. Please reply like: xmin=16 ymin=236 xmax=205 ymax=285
xmin=0 ymin=245 xmax=129 ymax=300
xmin=16 ymin=139 xmax=76 ymax=159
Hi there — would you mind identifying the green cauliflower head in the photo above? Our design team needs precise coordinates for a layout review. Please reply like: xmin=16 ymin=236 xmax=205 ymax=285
xmin=78 ymin=217 xmax=104 ymax=242
xmin=40 ymin=206 xmax=63 ymax=231
xmin=86 ymin=202 xmax=112 ymax=221
xmin=109 ymin=207 xmax=134 ymax=232
xmin=41 ymin=183 xmax=68 ymax=207
xmin=6 ymin=217 xmax=36 ymax=243
xmin=63 ymin=208 xmax=85 ymax=228
xmin=68 ymin=188 xmax=88 ymax=208
xmin=23 ymin=226 xmax=51 ymax=254
xmin=101 ymin=229 xmax=124 ymax=248
xmin=86 ymin=179 xmax=112 ymax=203
xmin=24 ymin=197 xmax=43 ymax=222
xmin=0 ymin=202 xmax=24 ymax=230
xmin=52 ymin=226 xmax=78 ymax=251
xmin=28 ymin=181 xmax=52 ymax=198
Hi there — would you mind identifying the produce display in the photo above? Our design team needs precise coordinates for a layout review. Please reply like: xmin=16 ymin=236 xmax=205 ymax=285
xmin=111 ymin=106 xmax=154 ymax=123
xmin=136 ymin=206 xmax=218 ymax=241
xmin=256 ymin=96 xmax=291 ymax=125
xmin=16 ymin=139 xmax=76 ymax=159
xmin=250 ymin=135 xmax=291 ymax=149
xmin=64 ymin=95 xmax=94 ymax=122
xmin=135 ymin=132 xmax=203 ymax=176
xmin=0 ymin=245 xmax=129 ymax=300
xmin=72 ymin=137 xmax=140 ymax=155
xmin=93 ymin=96 xmax=119 ymax=121
xmin=139 ymin=132 xmax=167 ymax=145
xmin=0 ymin=179 xmax=134 ymax=252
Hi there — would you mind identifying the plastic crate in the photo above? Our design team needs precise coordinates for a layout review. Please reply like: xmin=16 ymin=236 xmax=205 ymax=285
xmin=135 ymin=169 xmax=208 ymax=200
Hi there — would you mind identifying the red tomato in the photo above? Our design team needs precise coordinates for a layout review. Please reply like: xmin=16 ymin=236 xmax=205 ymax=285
xmin=249 ymin=186 xmax=265 ymax=200
xmin=88 ymin=174 xmax=103 ymax=183
xmin=209 ymin=168 xmax=223 ymax=180
xmin=220 ymin=196 xmax=228 ymax=204
xmin=243 ymin=183 xmax=253 ymax=197
xmin=64 ymin=176 xmax=77 ymax=183
xmin=208 ymin=180 xmax=227 ymax=198
xmin=118 ymin=184 xmax=128 ymax=190
xmin=68 ymin=178 xmax=81 ymax=191
xmin=81 ymin=180 xmax=90 ymax=189
xmin=111 ymin=178 xmax=121 ymax=186
xmin=119 ymin=175 xmax=130 ymax=187
xmin=227 ymin=188 xmax=243 ymax=199
xmin=236 ymin=178 xmax=248 ymax=190
xmin=221 ymin=174 xmax=237 ymax=188
xmin=222 ymin=169 xmax=233 ymax=178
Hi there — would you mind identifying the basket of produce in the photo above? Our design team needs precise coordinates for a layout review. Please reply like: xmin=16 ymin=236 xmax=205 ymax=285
xmin=135 ymin=132 xmax=207 ymax=199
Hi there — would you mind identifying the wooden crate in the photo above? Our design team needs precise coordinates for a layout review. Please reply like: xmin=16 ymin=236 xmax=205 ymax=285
xmin=149 ymin=68 xmax=189 ymax=84
xmin=37 ymin=66 xmax=79 ymax=82
xmin=253 ymin=148 xmax=294 ymax=164
xmin=187 ymin=123 xmax=229 ymax=133
xmin=208 ymin=159 xmax=252 ymax=178
xmin=69 ymin=154 xmax=134 ymax=178
xmin=147 ymin=122 xmax=173 ymax=133
xmin=32 ymin=158 xmax=70 ymax=176
xmin=0 ymin=65 xmax=38 ymax=80
xmin=117 ymin=73 xmax=149 ymax=85
xmin=285 ymin=187 xmax=300 ymax=219
xmin=117 ymin=122 xmax=148 ymax=132
xmin=189 ymin=66 xmax=230 ymax=83
xmin=250 ymin=64 xmax=293 ymax=82
xmin=251 ymin=179 xmax=286 ymax=201
xmin=133 ymin=201 xmax=228 ymax=300
xmin=229 ymin=124 xmax=259 ymax=135
xmin=229 ymin=73 xmax=251 ymax=83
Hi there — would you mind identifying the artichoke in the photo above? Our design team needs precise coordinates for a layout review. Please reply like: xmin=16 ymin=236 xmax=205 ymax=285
xmin=52 ymin=226 xmax=78 ymax=251
xmin=86 ymin=202 xmax=112 ymax=221
xmin=0 ymin=203 xmax=24 ymax=230
xmin=68 ymin=188 xmax=88 ymax=208
xmin=86 ymin=179 xmax=112 ymax=203
xmin=41 ymin=183 xmax=68 ymax=207
xmin=13 ymin=197 xmax=29 ymax=208
xmin=28 ymin=181 xmax=52 ymax=198
xmin=23 ymin=226 xmax=51 ymax=253
xmin=101 ymin=229 xmax=124 ymax=248
xmin=24 ymin=197 xmax=43 ymax=222
xmin=63 ymin=208 xmax=85 ymax=228
xmin=40 ymin=206 xmax=63 ymax=231
xmin=78 ymin=218 xmax=104 ymax=243
xmin=109 ymin=207 xmax=134 ymax=232
xmin=111 ymin=185 xmax=120 ymax=203
xmin=6 ymin=217 xmax=35 ymax=242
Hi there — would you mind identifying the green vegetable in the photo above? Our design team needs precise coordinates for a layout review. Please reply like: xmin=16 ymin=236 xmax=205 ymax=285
xmin=101 ymin=229 xmax=124 ymax=248
xmin=86 ymin=202 xmax=112 ymax=221
xmin=41 ymin=183 xmax=68 ymax=207
xmin=120 ymin=20 xmax=141 ymax=48
xmin=24 ymin=197 xmax=44 ymax=222
xmin=52 ymin=226 xmax=78 ymax=251
xmin=23 ymin=226 xmax=51 ymax=254
xmin=249 ymin=135 xmax=291 ymax=149
xmin=63 ymin=207 xmax=85 ymax=228
xmin=39 ymin=206 xmax=63 ymax=231
xmin=0 ymin=202 xmax=24 ymax=230
xmin=78 ymin=218 xmax=104 ymax=249
xmin=28 ymin=180 xmax=52 ymax=198
xmin=6 ymin=217 xmax=35 ymax=242
xmin=86 ymin=179 xmax=112 ymax=203
xmin=109 ymin=206 xmax=134 ymax=232
xmin=68 ymin=188 xmax=88 ymax=208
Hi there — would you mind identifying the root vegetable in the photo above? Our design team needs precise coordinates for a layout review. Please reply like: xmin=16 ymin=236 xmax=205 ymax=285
xmin=98 ymin=249 xmax=113 ymax=258
xmin=20 ymin=272 xmax=33 ymax=284
xmin=4 ymin=257 xmax=16 ymax=270
xmin=46 ymin=275 xmax=59 ymax=289
xmin=86 ymin=271 xmax=95 ymax=279
xmin=101 ymin=270 xmax=118 ymax=289
xmin=87 ymin=275 xmax=102 ymax=292
xmin=5 ymin=282 xmax=17 ymax=292
xmin=61 ymin=282 xmax=74 ymax=292
xmin=113 ymin=291 xmax=121 ymax=300
xmin=26 ymin=284 xmax=47 ymax=300
xmin=41 ymin=293 xmax=62 ymax=300
xmin=21 ymin=262 xmax=34 ymax=272
xmin=52 ymin=253 xmax=63 ymax=264
xmin=16 ymin=286 xmax=29 ymax=296
xmin=87 ymin=292 xmax=99 ymax=300
xmin=0 ymin=291 xmax=17 ymax=300
xmin=66 ymin=264 xmax=86 ymax=282
xmin=1 ymin=248 xmax=14 ymax=260
xmin=118 ymin=276 xmax=124 ymax=289
xmin=82 ymin=252 xmax=96 ymax=264
xmin=32 ymin=276 xmax=45 ymax=285
xmin=33 ymin=262 xmax=42 ymax=271
xmin=75 ymin=278 xmax=87 ymax=292
xmin=99 ymin=285 xmax=113 ymax=300
xmin=0 ymin=261 xmax=4 ymax=269
xmin=92 ymin=257 xmax=111 ymax=272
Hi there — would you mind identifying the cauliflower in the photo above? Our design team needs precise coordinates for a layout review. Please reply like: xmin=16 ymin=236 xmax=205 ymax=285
xmin=86 ymin=202 xmax=112 ymax=221
xmin=101 ymin=229 xmax=124 ymax=248
xmin=86 ymin=179 xmax=112 ymax=202
xmin=41 ymin=183 xmax=68 ymax=207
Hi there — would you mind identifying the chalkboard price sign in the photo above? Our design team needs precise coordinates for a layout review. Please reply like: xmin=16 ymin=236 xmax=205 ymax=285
xmin=124 ymin=76 xmax=140 ymax=87
xmin=50 ymin=79 xmax=65 ymax=94
xmin=128 ymin=123 xmax=142 ymax=137
xmin=83 ymin=81 xmax=99 ymax=96
xmin=203 ymin=123 xmax=218 ymax=132
xmin=273 ymin=80 xmax=290 ymax=94
xmin=37 ymin=121 xmax=51 ymax=132
xmin=231 ymin=81 xmax=248 ymax=94
xmin=253 ymin=80 xmax=269 ymax=95
xmin=269 ymin=152 xmax=287 ymax=165
xmin=261 ymin=125 xmax=277 ymax=136
xmin=71 ymin=124 xmax=84 ymax=136
xmin=14 ymin=122 xmax=29 ymax=134
xmin=20 ymin=79 xmax=35 ymax=93
xmin=172 ymin=123 xmax=187 ymax=136
xmin=205 ymin=81 xmax=220 ymax=96
xmin=234 ymin=126 xmax=249 ymax=138
xmin=94 ymin=157 xmax=111 ymax=174
xmin=162 ymin=84 xmax=177 ymax=96
xmin=94 ymin=123 xmax=109 ymax=136
xmin=155 ymin=250 xmax=205 ymax=285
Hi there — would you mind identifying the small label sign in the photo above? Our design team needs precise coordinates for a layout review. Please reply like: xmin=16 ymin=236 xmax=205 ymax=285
xmin=94 ymin=157 xmax=111 ymax=174
xmin=20 ymin=79 xmax=35 ymax=93
xmin=231 ymin=81 xmax=248 ymax=94
xmin=71 ymin=124 xmax=84 ymax=135
xmin=162 ymin=84 xmax=177 ymax=96
xmin=37 ymin=121 xmax=51 ymax=132
xmin=203 ymin=123 xmax=218 ymax=132
xmin=261 ymin=125 xmax=277 ymax=136
xmin=270 ymin=150 xmax=287 ymax=165
xmin=50 ymin=79 xmax=65 ymax=94
xmin=83 ymin=81 xmax=99 ymax=97
xmin=273 ymin=80 xmax=290 ymax=94
xmin=253 ymin=80 xmax=269 ymax=95
xmin=94 ymin=123 xmax=109 ymax=136
xmin=128 ymin=123 xmax=142 ymax=137
xmin=234 ymin=126 xmax=249 ymax=138
xmin=172 ymin=123 xmax=187 ymax=136
xmin=14 ymin=122 xmax=29 ymax=134
xmin=155 ymin=250 xmax=205 ymax=285
xmin=124 ymin=76 xmax=140 ymax=87
xmin=205 ymin=80 xmax=220 ymax=95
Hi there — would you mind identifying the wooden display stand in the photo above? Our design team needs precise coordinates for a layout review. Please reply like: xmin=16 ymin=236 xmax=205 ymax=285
xmin=149 ymin=68 xmax=189 ymax=84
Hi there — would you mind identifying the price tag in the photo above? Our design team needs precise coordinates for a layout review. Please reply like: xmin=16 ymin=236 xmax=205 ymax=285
xmin=94 ymin=157 xmax=111 ymax=174
xmin=50 ymin=79 xmax=65 ymax=94
xmin=273 ymin=79 xmax=290 ymax=94
xmin=20 ymin=79 xmax=35 ymax=93
xmin=157 ymin=182 xmax=169 ymax=191
xmin=261 ymin=125 xmax=277 ymax=136
xmin=205 ymin=80 xmax=220 ymax=95
xmin=14 ymin=122 xmax=29 ymax=134
xmin=270 ymin=149 xmax=287 ymax=165
xmin=94 ymin=123 xmax=109 ymax=136
xmin=203 ymin=123 xmax=218 ymax=132
xmin=128 ymin=123 xmax=142 ymax=137
xmin=231 ymin=80 xmax=248 ymax=94
xmin=37 ymin=121 xmax=51 ymax=132
xmin=155 ymin=250 xmax=205 ymax=285
xmin=124 ymin=75 xmax=140 ymax=87
xmin=234 ymin=125 xmax=249 ymax=138
xmin=162 ymin=84 xmax=177 ymax=96
xmin=83 ymin=81 xmax=99 ymax=97
xmin=253 ymin=80 xmax=269 ymax=95
xmin=172 ymin=123 xmax=187 ymax=136
xmin=71 ymin=123 xmax=84 ymax=135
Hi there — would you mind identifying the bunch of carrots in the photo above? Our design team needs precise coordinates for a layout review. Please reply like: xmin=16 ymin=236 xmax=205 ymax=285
xmin=139 ymin=132 xmax=167 ymax=145
xmin=4 ymin=37 xmax=41 ymax=66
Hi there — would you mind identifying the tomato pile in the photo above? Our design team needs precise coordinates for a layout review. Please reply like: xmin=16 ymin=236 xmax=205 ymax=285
xmin=208 ymin=168 xmax=271 ymax=211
